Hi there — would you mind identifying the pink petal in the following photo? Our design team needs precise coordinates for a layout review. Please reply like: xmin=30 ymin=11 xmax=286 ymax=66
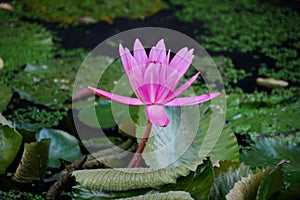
xmin=169 ymin=48 xmax=194 ymax=75
xmin=149 ymin=39 xmax=166 ymax=64
xmin=146 ymin=105 xmax=170 ymax=127
xmin=163 ymin=72 xmax=200 ymax=103
xmin=143 ymin=63 xmax=159 ymax=103
xmin=134 ymin=39 xmax=148 ymax=66
xmin=88 ymin=86 xmax=144 ymax=106
xmin=119 ymin=45 xmax=138 ymax=73
xmin=165 ymin=93 xmax=221 ymax=106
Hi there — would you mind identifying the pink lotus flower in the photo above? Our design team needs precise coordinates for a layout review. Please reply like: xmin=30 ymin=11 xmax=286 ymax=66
xmin=89 ymin=39 xmax=220 ymax=127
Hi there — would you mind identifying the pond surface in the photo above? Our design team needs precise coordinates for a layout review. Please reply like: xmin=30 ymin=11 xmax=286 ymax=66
xmin=0 ymin=1 xmax=299 ymax=199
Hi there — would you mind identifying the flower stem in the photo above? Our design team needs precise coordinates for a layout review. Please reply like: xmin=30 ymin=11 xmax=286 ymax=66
xmin=128 ymin=120 xmax=152 ymax=168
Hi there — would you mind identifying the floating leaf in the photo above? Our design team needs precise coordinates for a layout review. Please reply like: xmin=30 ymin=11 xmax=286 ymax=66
xmin=0 ymin=82 xmax=12 ymax=112
xmin=36 ymin=128 xmax=82 ymax=168
xmin=13 ymin=57 xmax=83 ymax=107
xmin=78 ymin=99 xmax=140 ymax=129
xmin=136 ymin=106 xmax=239 ymax=168
xmin=115 ymin=191 xmax=194 ymax=200
xmin=241 ymin=138 xmax=300 ymax=189
xmin=73 ymin=158 xmax=213 ymax=199
xmin=13 ymin=139 xmax=50 ymax=182
xmin=73 ymin=158 xmax=205 ymax=191
xmin=78 ymin=100 xmax=116 ymax=129
xmin=256 ymin=77 xmax=288 ymax=89
xmin=0 ymin=124 xmax=22 ymax=174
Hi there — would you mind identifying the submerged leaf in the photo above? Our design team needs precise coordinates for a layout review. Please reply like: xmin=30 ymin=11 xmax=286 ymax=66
xmin=0 ymin=124 xmax=22 ymax=174
xmin=73 ymin=158 xmax=205 ymax=191
xmin=36 ymin=128 xmax=82 ymax=168
xmin=13 ymin=139 xmax=50 ymax=182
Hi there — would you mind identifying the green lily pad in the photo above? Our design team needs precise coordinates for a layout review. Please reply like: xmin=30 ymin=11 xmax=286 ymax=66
xmin=78 ymin=100 xmax=116 ymax=129
xmin=73 ymin=56 xmax=120 ymax=93
xmin=13 ymin=139 xmax=50 ymax=182
xmin=78 ymin=99 xmax=140 ymax=129
xmin=13 ymin=57 xmax=84 ymax=108
xmin=0 ymin=82 xmax=12 ymax=112
xmin=36 ymin=128 xmax=82 ymax=168
xmin=0 ymin=124 xmax=22 ymax=174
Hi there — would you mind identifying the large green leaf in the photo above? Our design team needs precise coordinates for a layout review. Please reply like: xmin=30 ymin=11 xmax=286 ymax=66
xmin=241 ymin=138 xmax=300 ymax=189
xmin=36 ymin=128 xmax=82 ymax=168
xmin=115 ymin=191 xmax=194 ymax=200
xmin=0 ymin=124 xmax=22 ymax=174
xmin=73 ymin=189 xmax=194 ymax=200
xmin=72 ymin=158 xmax=213 ymax=199
xmin=0 ymin=82 xmax=12 ymax=112
xmin=13 ymin=139 xmax=50 ymax=182
xmin=73 ymin=158 xmax=205 ymax=191
xmin=136 ymin=106 xmax=239 ymax=168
